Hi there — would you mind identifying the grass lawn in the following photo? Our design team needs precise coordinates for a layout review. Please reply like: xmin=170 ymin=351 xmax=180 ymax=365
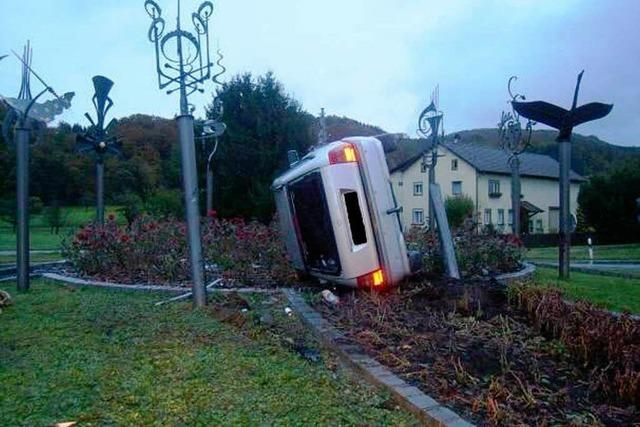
xmin=0 ymin=206 xmax=124 ymax=251
xmin=0 ymin=252 xmax=64 ymax=266
xmin=533 ymin=267 xmax=640 ymax=314
xmin=0 ymin=280 xmax=418 ymax=426
xmin=526 ymin=243 xmax=640 ymax=262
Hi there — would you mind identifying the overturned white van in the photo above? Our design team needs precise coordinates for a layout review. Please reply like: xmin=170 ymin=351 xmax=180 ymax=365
xmin=272 ymin=137 xmax=416 ymax=289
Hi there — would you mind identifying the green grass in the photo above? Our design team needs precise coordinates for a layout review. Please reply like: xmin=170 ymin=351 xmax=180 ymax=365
xmin=0 ymin=206 xmax=124 ymax=251
xmin=0 ymin=280 xmax=418 ymax=426
xmin=526 ymin=243 xmax=640 ymax=262
xmin=533 ymin=267 xmax=640 ymax=314
xmin=0 ymin=252 xmax=64 ymax=266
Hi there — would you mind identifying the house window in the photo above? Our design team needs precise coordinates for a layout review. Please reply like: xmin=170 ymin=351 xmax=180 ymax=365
xmin=412 ymin=209 xmax=424 ymax=225
xmin=451 ymin=159 xmax=458 ymax=171
xmin=420 ymin=163 xmax=427 ymax=173
xmin=529 ymin=220 xmax=534 ymax=234
xmin=535 ymin=219 xmax=543 ymax=234
xmin=413 ymin=182 xmax=423 ymax=196
xmin=497 ymin=209 xmax=505 ymax=226
xmin=508 ymin=209 xmax=513 ymax=225
xmin=488 ymin=179 xmax=501 ymax=197
xmin=452 ymin=181 xmax=462 ymax=196
xmin=484 ymin=209 xmax=492 ymax=224
xmin=398 ymin=181 xmax=403 ymax=187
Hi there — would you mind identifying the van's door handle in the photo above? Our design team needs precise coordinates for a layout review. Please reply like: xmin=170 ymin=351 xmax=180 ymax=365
xmin=386 ymin=206 xmax=403 ymax=215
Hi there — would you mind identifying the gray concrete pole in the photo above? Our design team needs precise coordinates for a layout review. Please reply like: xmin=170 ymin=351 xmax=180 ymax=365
xmin=510 ymin=156 xmax=521 ymax=237
xmin=15 ymin=126 xmax=30 ymax=291
xmin=558 ymin=139 xmax=571 ymax=279
xmin=176 ymin=114 xmax=207 ymax=307
xmin=430 ymin=183 xmax=460 ymax=279
xmin=96 ymin=160 xmax=105 ymax=224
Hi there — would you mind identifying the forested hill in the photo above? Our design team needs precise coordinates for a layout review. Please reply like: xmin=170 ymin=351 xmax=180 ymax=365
xmin=446 ymin=128 xmax=640 ymax=177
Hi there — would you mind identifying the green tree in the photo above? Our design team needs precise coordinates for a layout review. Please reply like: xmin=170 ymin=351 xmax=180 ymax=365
xmin=206 ymin=72 xmax=315 ymax=222
xmin=445 ymin=195 xmax=474 ymax=229
xmin=578 ymin=159 xmax=640 ymax=239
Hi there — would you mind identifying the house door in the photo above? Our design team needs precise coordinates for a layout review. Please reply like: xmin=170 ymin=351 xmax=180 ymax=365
xmin=549 ymin=207 xmax=559 ymax=233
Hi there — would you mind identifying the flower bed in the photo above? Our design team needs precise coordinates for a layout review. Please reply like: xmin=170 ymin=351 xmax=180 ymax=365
xmin=313 ymin=279 xmax=639 ymax=425
xmin=63 ymin=214 xmax=296 ymax=287
xmin=405 ymin=219 xmax=525 ymax=278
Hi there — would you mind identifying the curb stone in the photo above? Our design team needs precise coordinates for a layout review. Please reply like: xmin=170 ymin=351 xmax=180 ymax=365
xmin=530 ymin=261 xmax=640 ymax=280
xmin=281 ymin=288 xmax=474 ymax=427
xmin=40 ymin=272 xmax=279 ymax=295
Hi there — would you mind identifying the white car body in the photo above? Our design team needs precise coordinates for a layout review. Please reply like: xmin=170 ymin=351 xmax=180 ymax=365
xmin=272 ymin=137 xmax=411 ymax=288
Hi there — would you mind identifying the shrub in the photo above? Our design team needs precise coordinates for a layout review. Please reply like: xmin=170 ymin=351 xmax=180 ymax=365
xmin=114 ymin=192 xmax=143 ymax=226
xmin=145 ymin=188 xmax=183 ymax=220
xmin=63 ymin=214 xmax=296 ymax=287
xmin=445 ymin=195 xmax=474 ymax=229
xmin=405 ymin=218 xmax=524 ymax=277
xmin=510 ymin=284 xmax=640 ymax=406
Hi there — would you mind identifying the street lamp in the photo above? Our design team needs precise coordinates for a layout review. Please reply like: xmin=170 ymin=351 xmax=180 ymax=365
xmin=77 ymin=76 xmax=122 ymax=225
xmin=512 ymin=71 xmax=613 ymax=279
xmin=498 ymin=76 xmax=534 ymax=237
xmin=0 ymin=42 xmax=74 ymax=291
xmin=199 ymin=97 xmax=226 ymax=214
xmin=144 ymin=0 xmax=222 ymax=307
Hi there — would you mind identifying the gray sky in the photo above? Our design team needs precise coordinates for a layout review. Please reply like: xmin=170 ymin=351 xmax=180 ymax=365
xmin=1 ymin=1 xmax=638 ymax=146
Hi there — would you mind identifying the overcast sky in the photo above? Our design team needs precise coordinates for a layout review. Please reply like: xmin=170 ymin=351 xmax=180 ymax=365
xmin=1 ymin=1 xmax=638 ymax=146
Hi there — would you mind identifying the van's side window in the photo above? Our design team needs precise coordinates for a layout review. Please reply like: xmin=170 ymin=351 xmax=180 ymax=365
xmin=343 ymin=191 xmax=367 ymax=245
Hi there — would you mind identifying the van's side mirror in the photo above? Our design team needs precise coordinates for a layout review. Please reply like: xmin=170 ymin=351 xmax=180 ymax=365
xmin=287 ymin=150 xmax=300 ymax=168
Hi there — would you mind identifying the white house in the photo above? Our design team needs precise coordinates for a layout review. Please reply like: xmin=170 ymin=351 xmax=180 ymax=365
xmin=386 ymin=138 xmax=586 ymax=234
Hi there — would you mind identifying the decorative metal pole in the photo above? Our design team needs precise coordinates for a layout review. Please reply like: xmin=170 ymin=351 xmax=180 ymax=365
xmin=417 ymin=86 xmax=459 ymax=279
xmin=498 ymin=76 xmax=534 ymax=237
xmin=0 ymin=42 xmax=74 ymax=291
xmin=145 ymin=0 xmax=221 ymax=307
xmin=512 ymin=71 xmax=613 ymax=279
xmin=418 ymin=86 xmax=443 ymax=232
xmin=202 ymin=50 xmax=226 ymax=214
xmin=77 ymin=76 xmax=122 ymax=224
xmin=318 ymin=107 xmax=328 ymax=145
xmin=200 ymin=96 xmax=226 ymax=214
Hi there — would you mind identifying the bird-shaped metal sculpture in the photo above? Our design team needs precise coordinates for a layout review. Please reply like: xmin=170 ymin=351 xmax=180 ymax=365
xmin=511 ymin=71 xmax=612 ymax=280
xmin=512 ymin=71 xmax=612 ymax=141
xmin=77 ymin=75 xmax=122 ymax=224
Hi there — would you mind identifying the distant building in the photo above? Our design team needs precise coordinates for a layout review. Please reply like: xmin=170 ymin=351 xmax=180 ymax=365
xmin=386 ymin=138 xmax=586 ymax=234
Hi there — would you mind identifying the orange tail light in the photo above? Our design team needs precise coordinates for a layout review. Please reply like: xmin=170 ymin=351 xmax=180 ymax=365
xmin=357 ymin=269 xmax=385 ymax=289
xmin=328 ymin=143 xmax=358 ymax=164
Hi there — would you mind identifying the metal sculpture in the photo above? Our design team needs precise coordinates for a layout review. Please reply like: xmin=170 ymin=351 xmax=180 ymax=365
xmin=145 ymin=0 xmax=221 ymax=307
xmin=417 ymin=86 xmax=459 ymax=279
xmin=0 ymin=42 xmax=73 ymax=292
xmin=512 ymin=71 xmax=613 ymax=279
xmin=417 ymin=85 xmax=443 ymax=232
xmin=77 ymin=76 xmax=122 ymax=224
xmin=199 ymin=49 xmax=226 ymax=214
xmin=498 ymin=76 xmax=534 ymax=237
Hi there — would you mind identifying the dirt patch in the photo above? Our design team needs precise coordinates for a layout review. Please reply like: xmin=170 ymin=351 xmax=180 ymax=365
xmin=313 ymin=277 xmax=639 ymax=426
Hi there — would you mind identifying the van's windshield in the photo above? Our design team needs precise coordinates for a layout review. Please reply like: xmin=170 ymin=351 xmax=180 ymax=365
xmin=288 ymin=171 xmax=341 ymax=275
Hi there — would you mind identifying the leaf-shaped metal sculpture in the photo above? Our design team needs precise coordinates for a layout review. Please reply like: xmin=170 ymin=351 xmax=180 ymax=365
xmin=77 ymin=75 xmax=122 ymax=224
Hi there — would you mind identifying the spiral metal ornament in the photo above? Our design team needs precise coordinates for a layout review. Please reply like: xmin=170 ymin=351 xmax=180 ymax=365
xmin=498 ymin=76 xmax=534 ymax=158
xmin=145 ymin=0 xmax=221 ymax=115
